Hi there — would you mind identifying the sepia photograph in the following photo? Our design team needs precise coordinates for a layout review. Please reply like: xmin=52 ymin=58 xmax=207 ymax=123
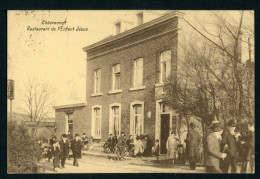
xmin=7 ymin=10 xmax=255 ymax=174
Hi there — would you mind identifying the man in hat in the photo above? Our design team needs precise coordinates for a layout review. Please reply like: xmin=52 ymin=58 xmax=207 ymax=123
xmin=81 ymin=133 xmax=88 ymax=150
xmin=116 ymin=132 xmax=126 ymax=160
xmin=71 ymin=134 xmax=82 ymax=167
xmin=59 ymin=134 xmax=69 ymax=168
xmin=206 ymin=123 xmax=227 ymax=173
xmin=220 ymin=120 xmax=238 ymax=173
xmin=185 ymin=122 xmax=201 ymax=170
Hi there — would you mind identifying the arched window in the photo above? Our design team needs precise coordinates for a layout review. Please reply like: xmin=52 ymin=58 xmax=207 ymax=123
xmin=160 ymin=50 xmax=171 ymax=83
xmin=94 ymin=69 xmax=101 ymax=93
xmin=109 ymin=103 xmax=121 ymax=136
xmin=112 ymin=64 xmax=121 ymax=90
xmin=130 ymin=101 xmax=144 ymax=136
xmin=133 ymin=58 xmax=143 ymax=87
xmin=92 ymin=105 xmax=102 ymax=138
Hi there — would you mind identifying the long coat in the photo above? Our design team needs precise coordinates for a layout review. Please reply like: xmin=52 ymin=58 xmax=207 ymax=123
xmin=185 ymin=129 xmax=201 ymax=159
xmin=221 ymin=129 xmax=238 ymax=158
xmin=71 ymin=139 xmax=82 ymax=158
xmin=59 ymin=139 xmax=69 ymax=159
xmin=205 ymin=133 xmax=223 ymax=172
xmin=51 ymin=144 xmax=61 ymax=168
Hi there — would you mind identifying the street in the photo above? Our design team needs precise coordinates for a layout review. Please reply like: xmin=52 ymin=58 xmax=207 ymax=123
xmin=42 ymin=155 xmax=205 ymax=173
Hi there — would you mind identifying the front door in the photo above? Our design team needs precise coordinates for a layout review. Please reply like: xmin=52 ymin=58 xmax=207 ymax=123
xmin=160 ymin=114 xmax=170 ymax=154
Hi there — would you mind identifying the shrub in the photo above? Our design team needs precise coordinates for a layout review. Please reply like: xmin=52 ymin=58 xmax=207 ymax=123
xmin=7 ymin=121 xmax=42 ymax=173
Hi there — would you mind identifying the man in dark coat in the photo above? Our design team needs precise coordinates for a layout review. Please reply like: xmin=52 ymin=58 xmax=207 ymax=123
xmin=71 ymin=134 xmax=82 ymax=167
xmin=185 ymin=123 xmax=201 ymax=170
xmin=240 ymin=122 xmax=255 ymax=173
xmin=117 ymin=132 xmax=126 ymax=160
xmin=205 ymin=123 xmax=227 ymax=173
xmin=59 ymin=134 xmax=69 ymax=168
xmin=111 ymin=134 xmax=118 ymax=152
xmin=220 ymin=120 xmax=238 ymax=173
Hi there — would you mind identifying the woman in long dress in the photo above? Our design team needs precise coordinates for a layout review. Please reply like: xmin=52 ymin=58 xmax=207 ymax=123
xmin=134 ymin=136 xmax=144 ymax=157
xmin=166 ymin=131 xmax=179 ymax=164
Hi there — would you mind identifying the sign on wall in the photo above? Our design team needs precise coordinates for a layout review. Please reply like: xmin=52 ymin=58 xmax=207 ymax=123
xmin=7 ymin=79 xmax=15 ymax=100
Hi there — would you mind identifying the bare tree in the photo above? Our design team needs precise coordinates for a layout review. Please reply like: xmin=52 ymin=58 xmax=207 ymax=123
xmin=21 ymin=77 xmax=54 ymax=123
xmin=183 ymin=11 xmax=254 ymax=124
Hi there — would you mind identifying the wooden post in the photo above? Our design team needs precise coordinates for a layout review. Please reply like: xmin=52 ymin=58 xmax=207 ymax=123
xmin=10 ymin=99 xmax=13 ymax=121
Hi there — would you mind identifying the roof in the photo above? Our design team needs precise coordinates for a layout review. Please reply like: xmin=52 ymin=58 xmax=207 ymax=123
xmin=53 ymin=102 xmax=87 ymax=110
xmin=82 ymin=11 xmax=184 ymax=52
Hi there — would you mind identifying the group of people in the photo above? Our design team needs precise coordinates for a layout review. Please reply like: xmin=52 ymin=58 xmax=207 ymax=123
xmin=46 ymin=133 xmax=85 ymax=172
xmin=105 ymin=132 xmax=154 ymax=160
xmin=162 ymin=120 xmax=255 ymax=174
xmin=205 ymin=120 xmax=255 ymax=173
xmin=41 ymin=120 xmax=254 ymax=173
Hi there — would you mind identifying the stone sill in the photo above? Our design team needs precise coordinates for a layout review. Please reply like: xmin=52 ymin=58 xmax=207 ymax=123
xmin=129 ymin=85 xmax=146 ymax=91
xmin=91 ymin=93 xmax=103 ymax=97
xmin=108 ymin=89 xmax=122 ymax=94
xmin=155 ymin=83 xmax=165 ymax=87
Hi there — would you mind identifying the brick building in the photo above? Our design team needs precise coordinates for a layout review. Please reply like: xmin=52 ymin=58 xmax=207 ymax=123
xmin=55 ymin=11 xmax=187 ymax=154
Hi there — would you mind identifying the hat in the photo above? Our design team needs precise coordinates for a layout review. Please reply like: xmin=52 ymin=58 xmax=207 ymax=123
xmin=83 ymin=133 xmax=86 ymax=135
xmin=62 ymin=134 xmax=67 ymax=138
xmin=75 ymin=134 xmax=80 ymax=137
xmin=212 ymin=123 xmax=223 ymax=132
xmin=227 ymin=120 xmax=236 ymax=127
xmin=189 ymin=123 xmax=196 ymax=128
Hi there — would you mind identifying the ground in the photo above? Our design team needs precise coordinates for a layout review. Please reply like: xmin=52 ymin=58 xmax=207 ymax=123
xmin=41 ymin=155 xmax=205 ymax=173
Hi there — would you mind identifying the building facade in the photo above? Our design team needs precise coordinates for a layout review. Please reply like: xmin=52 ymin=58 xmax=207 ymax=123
xmin=82 ymin=11 xmax=181 ymax=153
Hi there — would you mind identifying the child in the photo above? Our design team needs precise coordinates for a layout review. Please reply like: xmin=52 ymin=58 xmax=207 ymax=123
xmin=154 ymin=139 xmax=160 ymax=162
xmin=51 ymin=137 xmax=60 ymax=172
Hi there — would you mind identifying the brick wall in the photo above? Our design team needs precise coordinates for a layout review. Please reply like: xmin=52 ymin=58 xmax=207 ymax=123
xmin=85 ymin=17 xmax=179 ymax=141
xmin=55 ymin=106 xmax=89 ymax=140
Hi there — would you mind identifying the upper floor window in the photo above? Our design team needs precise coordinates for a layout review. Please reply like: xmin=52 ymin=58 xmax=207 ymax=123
xmin=133 ymin=58 xmax=143 ymax=87
xmin=112 ymin=64 xmax=121 ymax=90
xmin=160 ymin=50 xmax=171 ymax=83
xmin=94 ymin=69 xmax=101 ymax=93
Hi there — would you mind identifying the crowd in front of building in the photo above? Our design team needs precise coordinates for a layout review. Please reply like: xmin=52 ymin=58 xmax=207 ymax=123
xmin=39 ymin=119 xmax=254 ymax=173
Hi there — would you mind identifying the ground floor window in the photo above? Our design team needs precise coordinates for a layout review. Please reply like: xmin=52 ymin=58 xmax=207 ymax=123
xmin=92 ymin=105 xmax=102 ymax=138
xmin=130 ymin=101 xmax=144 ymax=136
xmin=109 ymin=104 xmax=121 ymax=136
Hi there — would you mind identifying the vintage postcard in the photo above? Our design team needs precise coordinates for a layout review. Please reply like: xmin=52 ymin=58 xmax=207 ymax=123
xmin=7 ymin=10 xmax=254 ymax=174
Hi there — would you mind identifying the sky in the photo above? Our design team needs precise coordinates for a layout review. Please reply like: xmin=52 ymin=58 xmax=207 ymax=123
xmin=7 ymin=10 xmax=254 ymax=118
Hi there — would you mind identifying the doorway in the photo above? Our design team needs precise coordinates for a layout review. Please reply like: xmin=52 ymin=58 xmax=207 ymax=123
xmin=160 ymin=114 xmax=170 ymax=154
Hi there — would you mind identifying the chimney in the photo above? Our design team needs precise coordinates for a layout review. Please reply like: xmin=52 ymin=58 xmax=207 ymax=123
xmin=114 ymin=20 xmax=121 ymax=35
xmin=136 ymin=11 xmax=144 ymax=26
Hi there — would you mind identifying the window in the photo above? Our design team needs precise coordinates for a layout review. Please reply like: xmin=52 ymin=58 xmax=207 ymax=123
xmin=133 ymin=58 xmax=143 ymax=87
xmin=112 ymin=64 xmax=120 ymax=90
xmin=109 ymin=104 xmax=121 ymax=136
xmin=65 ymin=113 xmax=73 ymax=136
xmin=68 ymin=115 xmax=73 ymax=136
xmin=92 ymin=106 xmax=102 ymax=138
xmin=160 ymin=50 xmax=171 ymax=83
xmin=130 ymin=101 xmax=144 ymax=136
xmin=94 ymin=69 xmax=101 ymax=93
